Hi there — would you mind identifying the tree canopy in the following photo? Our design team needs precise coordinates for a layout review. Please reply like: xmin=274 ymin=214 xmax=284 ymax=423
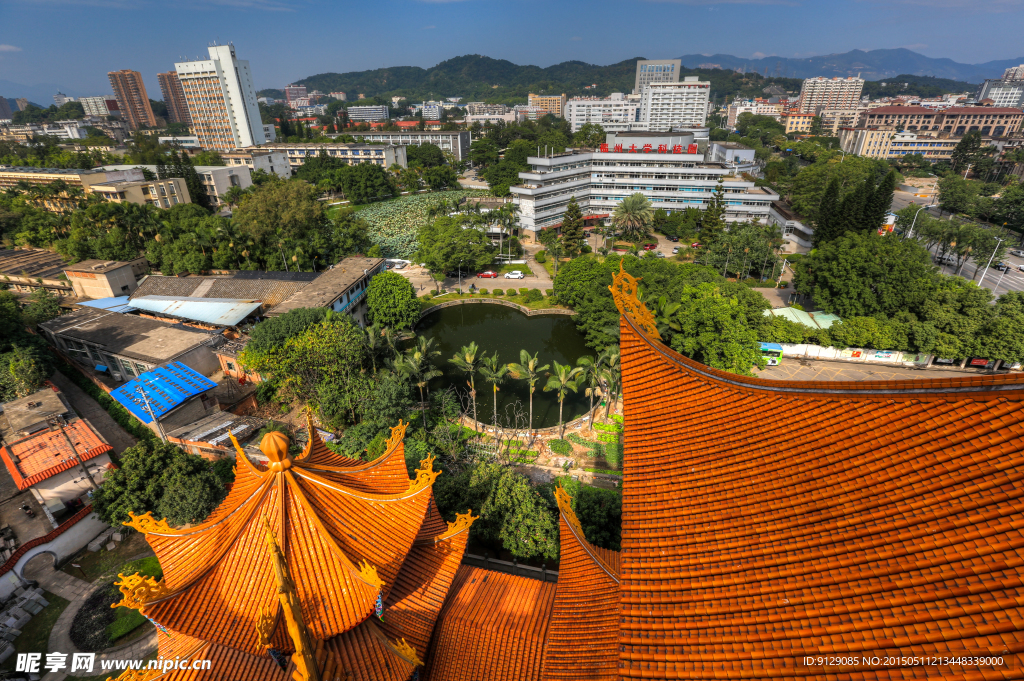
xmin=366 ymin=271 xmax=420 ymax=330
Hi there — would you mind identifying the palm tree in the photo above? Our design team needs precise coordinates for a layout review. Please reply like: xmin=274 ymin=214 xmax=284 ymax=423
xmin=543 ymin=361 xmax=582 ymax=438
xmin=394 ymin=352 xmax=441 ymax=427
xmin=362 ymin=323 xmax=383 ymax=373
xmin=478 ymin=353 xmax=508 ymax=426
xmin=380 ymin=326 xmax=401 ymax=360
xmin=576 ymin=356 xmax=603 ymax=432
xmin=601 ymin=347 xmax=621 ymax=418
xmin=449 ymin=342 xmax=483 ymax=432
xmin=507 ymin=350 xmax=549 ymax=431
xmin=612 ymin=192 xmax=654 ymax=243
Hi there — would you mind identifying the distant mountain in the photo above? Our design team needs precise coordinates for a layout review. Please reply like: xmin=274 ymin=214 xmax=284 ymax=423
xmin=0 ymin=80 xmax=82 ymax=107
xmin=677 ymin=49 xmax=1024 ymax=84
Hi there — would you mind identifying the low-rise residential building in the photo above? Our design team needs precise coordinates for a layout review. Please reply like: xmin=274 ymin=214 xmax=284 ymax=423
xmin=465 ymin=103 xmax=507 ymax=116
xmin=260 ymin=142 xmax=407 ymax=170
xmin=528 ymin=93 xmax=567 ymax=118
xmin=214 ymin=337 xmax=262 ymax=384
xmin=0 ymin=166 xmax=148 ymax=212
xmin=165 ymin=411 xmax=265 ymax=460
xmin=856 ymin=104 xmax=1023 ymax=137
xmin=565 ymin=94 xmax=641 ymax=133
xmin=0 ymin=248 xmax=74 ymax=298
xmin=325 ymin=130 xmax=471 ymax=162
xmin=79 ymin=96 xmax=116 ymax=117
xmin=347 ymin=105 xmax=389 ymax=122
xmin=222 ymin=149 xmax=292 ymax=178
xmin=780 ymin=112 xmax=816 ymax=134
xmin=129 ymin=271 xmax=316 ymax=320
xmin=512 ymin=105 xmax=551 ymax=121
xmin=726 ymin=99 xmax=783 ymax=127
xmin=768 ymin=201 xmax=814 ymax=251
xmin=839 ymin=128 xmax=961 ymax=161
xmin=0 ymin=120 xmax=87 ymax=141
xmin=511 ymin=133 xmax=778 ymax=233
xmin=63 ymin=258 xmax=147 ymax=299
xmin=110 ymin=362 xmax=219 ymax=438
xmin=99 ymin=164 xmax=251 ymax=207
xmin=266 ymin=257 xmax=385 ymax=326
xmin=39 ymin=308 xmax=224 ymax=381
xmin=87 ymin=177 xmax=191 ymax=209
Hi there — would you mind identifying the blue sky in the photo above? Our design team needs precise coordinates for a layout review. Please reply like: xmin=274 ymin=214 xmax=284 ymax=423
xmin=1 ymin=0 xmax=1023 ymax=101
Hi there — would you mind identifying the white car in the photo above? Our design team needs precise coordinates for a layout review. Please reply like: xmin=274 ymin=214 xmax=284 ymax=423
xmin=504 ymin=270 xmax=525 ymax=279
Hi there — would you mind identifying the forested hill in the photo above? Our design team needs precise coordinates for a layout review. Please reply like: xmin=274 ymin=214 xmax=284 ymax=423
xmin=259 ymin=55 xmax=806 ymax=106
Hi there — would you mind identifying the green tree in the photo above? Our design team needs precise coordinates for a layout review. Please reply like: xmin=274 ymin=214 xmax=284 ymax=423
xmin=670 ymin=283 xmax=766 ymax=376
xmin=469 ymin=138 xmax=499 ymax=167
xmin=191 ymin=151 xmax=225 ymax=166
xmin=572 ymin=123 xmax=606 ymax=148
xmin=423 ymin=165 xmax=459 ymax=191
xmin=478 ymin=353 xmax=508 ymax=426
xmin=813 ymin=176 xmax=841 ymax=246
xmin=559 ymin=478 xmax=621 ymax=550
xmin=232 ymin=179 xmax=326 ymax=244
xmin=575 ymin=355 xmax=603 ymax=429
xmin=950 ymin=130 xmax=982 ymax=173
xmin=21 ymin=287 xmax=61 ymax=327
xmin=339 ymin=162 xmax=398 ymax=204
xmin=449 ymin=342 xmax=483 ymax=431
xmin=543 ymin=361 xmax=582 ymax=438
xmin=393 ymin=349 xmax=441 ymax=426
xmin=863 ymin=169 xmax=897 ymax=234
xmin=92 ymin=440 xmax=226 ymax=527
xmin=407 ymin=143 xmax=445 ymax=168
xmin=366 ymin=271 xmax=419 ymax=330
xmin=481 ymin=467 xmax=559 ymax=561
xmin=332 ymin=206 xmax=374 ymax=257
xmin=611 ymin=192 xmax=653 ymax=243
xmin=506 ymin=349 xmax=550 ymax=431
xmin=560 ymin=196 xmax=585 ymax=258
xmin=417 ymin=216 xmax=497 ymax=290
xmin=8 ymin=347 xmax=44 ymax=398
xmin=938 ymin=174 xmax=979 ymax=216
xmin=699 ymin=184 xmax=727 ymax=244
xmin=246 ymin=308 xmax=330 ymax=355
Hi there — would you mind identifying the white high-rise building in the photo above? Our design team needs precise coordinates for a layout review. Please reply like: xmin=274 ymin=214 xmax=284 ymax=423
xmin=79 ymin=96 xmax=114 ymax=117
xmin=634 ymin=60 xmax=682 ymax=94
xmin=639 ymin=77 xmax=710 ymax=131
xmin=798 ymin=77 xmax=864 ymax=113
xmin=1003 ymin=64 xmax=1024 ymax=80
xmin=174 ymin=43 xmax=266 ymax=151
xmin=565 ymin=93 xmax=641 ymax=133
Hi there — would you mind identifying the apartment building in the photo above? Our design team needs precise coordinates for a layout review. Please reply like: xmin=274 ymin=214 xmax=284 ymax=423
xmin=634 ymin=60 xmax=682 ymax=94
xmin=726 ymin=99 xmax=783 ymax=128
xmin=780 ymin=112 xmax=815 ymax=134
xmin=88 ymin=177 xmax=191 ymax=208
xmin=798 ymin=77 xmax=864 ymax=113
xmin=53 ymin=93 xmax=75 ymax=106
xmin=1004 ymin=64 xmax=1024 ymax=80
xmin=513 ymin=105 xmax=551 ymax=121
xmin=465 ymin=102 xmax=507 ymax=116
xmin=1 ymin=120 xmax=87 ymax=141
xmin=330 ymin=92 xmax=347 ymax=101
xmin=100 ymin=164 xmax=251 ymax=207
xmin=818 ymin=107 xmax=866 ymax=136
xmin=565 ymin=93 xmax=640 ymax=133
xmin=0 ymin=166 xmax=145 ymax=211
xmin=157 ymin=71 xmax=193 ymax=126
xmin=639 ymin=77 xmax=710 ymax=131
xmin=839 ymin=128 xmax=961 ymax=161
xmin=347 ymin=105 xmax=389 ymax=122
xmin=975 ymin=78 xmax=1024 ymax=109
xmin=419 ymin=103 xmax=442 ymax=121
xmin=222 ymin=149 xmax=292 ymax=178
xmin=260 ymin=143 xmax=407 ymax=171
xmin=175 ymin=44 xmax=266 ymax=151
xmin=108 ymin=70 xmax=157 ymax=129
xmin=857 ymin=104 xmax=1023 ymax=137
xmin=326 ymin=130 xmax=471 ymax=162
xmin=79 ymin=96 xmax=115 ymax=117
xmin=510 ymin=133 xmax=778 ymax=233
xmin=284 ymin=84 xmax=307 ymax=104
xmin=527 ymin=93 xmax=567 ymax=118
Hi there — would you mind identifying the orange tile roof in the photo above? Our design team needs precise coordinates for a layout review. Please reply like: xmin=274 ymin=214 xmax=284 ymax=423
xmin=144 ymin=629 xmax=284 ymax=681
xmin=299 ymin=419 xmax=414 ymax=494
xmin=609 ymin=264 xmax=1024 ymax=678
xmin=540 ymin=485 xmax=620 ymax=680
xmin=0 ymin=420 xmax=112 ymax=490
xmin=426 ymin=566 xmax=556 ymax=681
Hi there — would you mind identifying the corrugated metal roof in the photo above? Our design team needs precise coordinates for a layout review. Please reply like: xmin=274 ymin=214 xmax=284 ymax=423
xmin=110 ymin=361 xmax=215 ymax=424
xmin=77 ymin=296 xmax=137 ymax=313
xmin=129 ymin=275 xmax=311 ymax=309
xmin=130 ymin=296 xmax=262 ymax=327
xmin=764 ymin=307 xmax=840 ymax=330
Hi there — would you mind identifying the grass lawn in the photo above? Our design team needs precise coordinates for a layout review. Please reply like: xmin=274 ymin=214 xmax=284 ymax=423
xmin=419 ymin=291 xmax=566 ymax=311
xmin=0 ymin=590 xmax=70 ymax=673
xmin=61 ymin=532 xmax=153 ymax=583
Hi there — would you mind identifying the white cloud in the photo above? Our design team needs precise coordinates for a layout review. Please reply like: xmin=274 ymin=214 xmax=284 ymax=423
xmin=0 ymin=45 xmax=22 ymax=52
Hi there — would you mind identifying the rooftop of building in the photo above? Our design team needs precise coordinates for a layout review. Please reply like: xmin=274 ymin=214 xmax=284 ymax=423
xmin=1 ymin=384 xmax=71 ymax=437
xmin=0 ymin=248 xmax=69 ymax=280
xmin=0 ymin=166 xmax=100 ymax=176
xmin=166 ymin=411 xmax=265 ymax=446
xmin=267 ymin=257 xmax=384 ymax=317
xmin=130 ymin=273 xmax=312 ymax=309
xmin=711 ymin=141 xmax=754 ymax=150
xmin=40 ymin=308 xmax=219 ymax=365
xmin=0 ymin=418 xmax=112 ymax=490
xmin=865 ymin=104 xmax=1024 ymax=115
xmin=129 ymin=296 xmax=263 ymax=327
xmin=89 ymin=179 xmax=174 ymax=190
xmin=109 ymin=361 xmax=216 ymax=424
xmin=64 ymin=259 xmax=135 ymax=274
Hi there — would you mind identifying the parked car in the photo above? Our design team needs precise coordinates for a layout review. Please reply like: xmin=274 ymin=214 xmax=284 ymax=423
xmin=934 ymin=254 xmax=956 ymax=266
xmin=1018 ymin=264 xmax=1024 ymax=272
xmin=642 ymin=243 xmax=657 ymax=251
xmin=1011 ymin=249 xmax=1024 ymax=257
xmin=995 ymin=262 xmax=1011 ymax=272
xmin=691 ymin=243 xmax=702 ymax=249
xmin=672 ymin=246 xmax=680 ymax=254
xmin=477 ymin=271 xmax=498 ymax=278
xmin=667 ymin=236 xmax=680 ymax=242
xmin=655 ymin=252 xmax=666 ymax=258
xmin=504 ymin=270 xmax=525 ymax=279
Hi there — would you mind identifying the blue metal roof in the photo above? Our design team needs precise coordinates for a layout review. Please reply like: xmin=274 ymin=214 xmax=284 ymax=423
xmin=78 ymin=296 xmax=137 ymax=313
xmin=110 ymin=362 xmax=216 ymax=424
xmin=760 ymin=342 xmax=784 ymax=351
xmin=129 ymin=296 xmax=262 ymax=327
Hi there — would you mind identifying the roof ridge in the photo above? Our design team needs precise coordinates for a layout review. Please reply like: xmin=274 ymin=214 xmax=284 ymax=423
xmin=553 ymin=484 xmax=619 ymax=583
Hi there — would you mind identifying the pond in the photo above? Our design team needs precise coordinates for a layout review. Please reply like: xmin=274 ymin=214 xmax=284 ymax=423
xmin=416 ymin=304 xmax=593 ymax=429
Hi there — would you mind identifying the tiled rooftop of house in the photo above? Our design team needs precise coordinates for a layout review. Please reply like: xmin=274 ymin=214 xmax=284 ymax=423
xmin=0 ymin=420 xmax=112 ymax=490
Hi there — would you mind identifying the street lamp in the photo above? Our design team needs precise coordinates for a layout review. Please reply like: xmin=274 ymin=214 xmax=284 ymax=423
xmin=458 ymin=259 xmax=463 ymax=294
xmin=978 ymin=237 xmax=1005 ymax=287
xmin=903 ymin=204 xmax=938 ymax=241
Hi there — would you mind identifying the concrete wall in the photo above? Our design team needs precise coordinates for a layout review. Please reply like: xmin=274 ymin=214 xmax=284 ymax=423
xmin=174 ymin=341 xmax=222 ymax=378
xmin=28 ymin=454 xmax=112 ymax=513
xmin=0 ymin=511 xmax=107 ymax=600
xmin=155 ymin=394 xmax=216 ymax=435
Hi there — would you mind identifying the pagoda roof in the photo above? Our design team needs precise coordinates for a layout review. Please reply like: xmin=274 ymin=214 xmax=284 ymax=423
xmin=123 ymin=417 xmax=439 ymax=656
xmin=609 ymin=264 xmax=1024 ymax=678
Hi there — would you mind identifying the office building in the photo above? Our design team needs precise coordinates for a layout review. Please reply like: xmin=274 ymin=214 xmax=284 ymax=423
xmin=0 ymin=97 xmax=12 ymax=120
xmin=1003 ymin=64 xmax=1024 ymax=80
xmin=856 ymin=104 xmax=1023 ymax=137
xmin=768 ymin=201 xmax=814 ymax=250
xmin=639 ymin=77 xmax=710 ymax=131
xmin=79 ymin=96 xmax=115 ymax=117
xmin=839 ymin=128 xmax=962 ymax=161
xmin=565 ymin=93 xmax=641 ymax=133
xmin=158 ymin=135 xmax=201 ymax=148
xmin=527 ymin=93 xmax=567 ymax=118
xmin=975 ymin=78 xmax=1024 ymax=110
xmin=798 ymin=77 xmax=864 ymax=113
xmin=175 ymin=44 xmax=266 ymax=151
xmin=284 ymin=84 xmax=307 ymax=104
xmin=707 ymin=141 xmax=758 ymax=174
xmin=14 ymin=98 xmax=28 ymax=112
xmin=465 ymin=102 xmax=507 ymax=116
xmin=260 ymin=143 xmax=407 ymax=171
xmin=108 ymin=69 xmax=157 ymax=129
xmin=157 ymin=71 xmax=193 ymax=126
xmin=510 ymin=132 xmax=778 ymax=233
xmin=53 ymin=92 xmax=75 ymax=106
xmin=634 ymin=59 xmax=682 ymax=94
xmin=346 ymin=105 xmax=389 ymax=122
xmin=326 ymin=130 xmax=470 ymax=162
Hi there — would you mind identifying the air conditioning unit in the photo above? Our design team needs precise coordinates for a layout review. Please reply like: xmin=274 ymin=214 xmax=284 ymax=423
xmin=112 ymin=372 xmax=123 ymax=381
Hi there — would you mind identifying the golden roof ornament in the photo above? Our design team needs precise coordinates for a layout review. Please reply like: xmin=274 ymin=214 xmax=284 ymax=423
xmin=609 ymin=262 xmax=661 ymax=340
xmin=123 ymin=511 xmax=174 ymax=535
xmin=111 ymin=572 xmax=171 ymax=611
xmin=261 ymin=430 xmax=292 ymax=472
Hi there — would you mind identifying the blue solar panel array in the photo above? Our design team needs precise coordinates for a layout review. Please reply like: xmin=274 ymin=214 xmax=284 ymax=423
xmin=110 ymin=362 xmax=216 ymax=424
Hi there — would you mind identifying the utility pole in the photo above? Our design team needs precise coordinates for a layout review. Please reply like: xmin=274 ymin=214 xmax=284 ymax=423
xmin=59 ymin=424 xmax=99 ymax=491
xmin=978 ymin=236 xmax=1004 ymax=287
xmin=137 ymin=384 xmax=167 ymax=442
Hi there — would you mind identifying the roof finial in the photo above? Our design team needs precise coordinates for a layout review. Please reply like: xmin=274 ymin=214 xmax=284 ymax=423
xmin=260 ymin=431 xmax=292 ymax=471
xmin=609 ymin=262 xmax=660 ymax=339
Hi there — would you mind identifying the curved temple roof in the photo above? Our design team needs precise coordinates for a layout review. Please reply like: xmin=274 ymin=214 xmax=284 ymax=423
xmin=611 ymin=263 xmax=1024 ymax=678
